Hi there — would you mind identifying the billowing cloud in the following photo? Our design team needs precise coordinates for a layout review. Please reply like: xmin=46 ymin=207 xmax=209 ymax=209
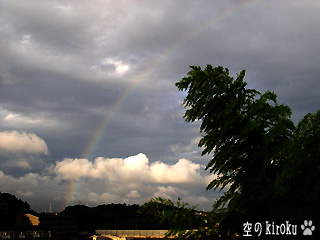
xmin=0 ymin=131 xmax=48 ymax=155
xmin=0 ymin=153 xmax=217 ymax=212
xmin=151 ymin=158 xmax=204 ymax=184
xmin=0 ymin=131 xmax=49 ymax=170
xmin=51 ymin=153 xmax=210 ymax=185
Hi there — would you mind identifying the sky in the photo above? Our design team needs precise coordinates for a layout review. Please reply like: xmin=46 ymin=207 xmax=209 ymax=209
xmin=1 ymin=0 xmax=320 ymax=213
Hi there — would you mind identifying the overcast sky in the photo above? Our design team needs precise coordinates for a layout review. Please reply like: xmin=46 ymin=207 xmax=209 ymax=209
xmin=1 ymin=0 xmax=320 ymax=212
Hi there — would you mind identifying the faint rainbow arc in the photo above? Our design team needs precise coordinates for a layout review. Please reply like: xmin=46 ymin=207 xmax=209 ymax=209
xmin=63 ymin=0 xmax=260 ymax=209
xmin=82 ymin=0 xmax=261 ymax=161
xmin=62 ymin=56 xmax=167 ymax=209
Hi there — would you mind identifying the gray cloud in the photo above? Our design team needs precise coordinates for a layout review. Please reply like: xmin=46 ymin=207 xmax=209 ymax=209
xmin=1 ymin=0 xmax=320 ymax=211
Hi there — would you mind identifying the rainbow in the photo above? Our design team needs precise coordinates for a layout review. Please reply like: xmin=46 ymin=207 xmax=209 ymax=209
xmin=62 ymin=0 xmax=261 ymax=210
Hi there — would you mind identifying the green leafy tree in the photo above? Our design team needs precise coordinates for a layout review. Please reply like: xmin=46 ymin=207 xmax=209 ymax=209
xmin=141 ymin=197 xmax=218 ymax=239
xmin=175 ymin=65 xmax=296 ymax=236
xmin=146 ymin=65 xmax=320 ymax=238
xmin=275 ymin=110 xmax=320 ymax=224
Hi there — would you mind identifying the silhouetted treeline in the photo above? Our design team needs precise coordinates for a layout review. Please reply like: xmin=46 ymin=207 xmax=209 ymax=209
xmin=0 ymin=192 xmax=174 ymax=239
xmin=0 ymin=192 xmax=35 ymax=230
xmin=0 ymin=191 xmax=175 ymax=234
xmin=60 ymin=203 xmax=164 ymax=233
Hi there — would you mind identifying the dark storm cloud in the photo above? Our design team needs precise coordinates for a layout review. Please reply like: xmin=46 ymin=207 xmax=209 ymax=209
xmin=1 ymin=0 xmax=320 ymax=211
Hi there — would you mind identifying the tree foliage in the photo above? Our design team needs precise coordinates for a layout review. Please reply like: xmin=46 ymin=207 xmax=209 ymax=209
xmin=275 ymin=110 xmax=320 ymax=222
xmin=174 ymin=65 xmax=320 ymax=237
xmin=61 ymin=203 xmax=144 ymax=232
xmin=0 ymin=192 xmax=34 ymax=229
xmin=141 ymin=197 xmax=220 ymax=239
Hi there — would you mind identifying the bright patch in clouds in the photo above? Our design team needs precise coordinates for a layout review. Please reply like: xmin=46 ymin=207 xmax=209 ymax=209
xmin=102 ymin=58 xmax=130 ymax=75
xmin=126 ymin=190 xmax=141 ymax=199
xmin=1 ymin=108 xmax=60 ymax=129
xmin=4 ymin=113 xmax=44 ymax=126
xmin=21 ymin=34 xmax=32 ymax=45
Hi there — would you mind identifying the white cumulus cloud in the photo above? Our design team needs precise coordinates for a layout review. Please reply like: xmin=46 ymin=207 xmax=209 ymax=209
xmin=0 ymin=153 xmax=218 ymax=212
xmin=0 ymin=131 xmax=49 ymax=155
xmin=51 ymin=153 xmax=209 ymax=185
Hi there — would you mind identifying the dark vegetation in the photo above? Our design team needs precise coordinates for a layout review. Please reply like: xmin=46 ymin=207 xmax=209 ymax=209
xmin=0 ymin=192 xmax=35 ymax=229
xmin=0 ymin=192 xmax=165 ymax=233
xmin=169 ymin=65 xmax=320 ymax=239
xmin=60 ymin=203 xmax=163 ymax=232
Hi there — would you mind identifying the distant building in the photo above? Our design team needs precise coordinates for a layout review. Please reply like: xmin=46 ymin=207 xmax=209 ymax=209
xmin=0 ymin=229 xmax=50 ymax=239
xmin=92 ymin=230 xmax=170 ymax=240
xmin=15 ymin=214 xmax=40 ymax=227
xmin=0 ymin=199 xmax=9 ymax=228
xmin=37 ymin=213 xmax=77 ymax=240
xmin=0 ymin=200 xmax=8 ymax=218
xmin=0 ymin=212 xmax=77 ymax=240
xmin=26 ymin=214 xmax=40 ymax=226
xmin=0 ymin=213 xmax=50 ymax=240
